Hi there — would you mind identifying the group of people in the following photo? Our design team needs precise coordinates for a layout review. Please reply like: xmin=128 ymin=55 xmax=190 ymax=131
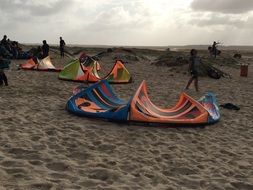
xmin=31 ymin=37 xmax=66 ymax=60
xmin=41 ymin=37 xmax=66 ymax=58
xmin=0 ymin=35 xmax=66 ymax=87
xmin=0 ymin=35 xmax=32 ymax=59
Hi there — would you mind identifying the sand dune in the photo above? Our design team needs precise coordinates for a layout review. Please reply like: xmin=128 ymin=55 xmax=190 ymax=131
xmin=0 ymin=48 xmax=252 ymax=189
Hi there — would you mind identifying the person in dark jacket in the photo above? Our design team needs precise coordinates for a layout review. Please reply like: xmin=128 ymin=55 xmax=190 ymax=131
xmin=41 ymin=40 xmax=49 ymax=58
xmin=212 ymin=41 xmax=220 ymax=58
xmin=0 ymin=53 xmax=9 ymax=86
xmin=59 ymin=37 xmax=66 ymax=58
xmin=0 ymin=35 xmax=8 ymax=47
xmin=0 ymin=35 xmax=12 ymax=56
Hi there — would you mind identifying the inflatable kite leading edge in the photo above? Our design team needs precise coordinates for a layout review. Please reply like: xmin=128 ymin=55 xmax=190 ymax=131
xmin=59 ymin=57 xmax=131 ymax=83
xmin=66 ymin=80 xmax=220 ymax=125
xmin=20 ymin=56 xmax=62 ymax=72
xmin=66 ymin=80 xmax=129 ymax=121
xmin=58 ymin=57 xmax=100 ymax=82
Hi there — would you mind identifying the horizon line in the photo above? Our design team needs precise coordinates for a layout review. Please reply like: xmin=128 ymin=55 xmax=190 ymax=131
xmin=21 ymin=43 xmax=253 ymax=47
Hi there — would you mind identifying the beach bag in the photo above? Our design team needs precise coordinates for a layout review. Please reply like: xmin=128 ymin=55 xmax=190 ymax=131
xmin=220 ymin=103 xmax=240 ymax=110
xmin=207 ymin=68 xmax=221 ymax=79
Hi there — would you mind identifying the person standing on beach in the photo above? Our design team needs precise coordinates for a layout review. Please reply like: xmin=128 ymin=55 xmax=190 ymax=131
xmin=212 ymin=41 xmax=220 ymax=58
xmin=1 ymin=35 xmax=8 ymax=47
xmin=185 ymin=49 xmax=201 ymax=92
xmin=0 ymin=53 xmax=9 ymax=86
xmin=0 ymin=69 xmax=8 ymax=86
xmin=59 ymin=37 xmax=66 ymax=58
xmin=41 ymin=40 xmax=49 ymax=58
xmin=1 ymin=35 xmax=11 ymax=55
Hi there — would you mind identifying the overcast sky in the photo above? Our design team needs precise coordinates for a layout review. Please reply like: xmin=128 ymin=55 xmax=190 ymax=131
xmin=0 ymin=0 xmax=253 ymax=46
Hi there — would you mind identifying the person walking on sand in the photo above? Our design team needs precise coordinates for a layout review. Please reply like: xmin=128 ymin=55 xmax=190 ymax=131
xmin=59 ymin=37 xmax=66 ymax=58
xmin=41 ymin=40 xmax=49 ymax=58
xmin=185 ymin=49 xmax=201 ymax=92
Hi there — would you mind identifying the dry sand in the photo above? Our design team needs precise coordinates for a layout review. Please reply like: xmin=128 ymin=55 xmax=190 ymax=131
xmin=0 ymin=47 xmax=253 ymax=190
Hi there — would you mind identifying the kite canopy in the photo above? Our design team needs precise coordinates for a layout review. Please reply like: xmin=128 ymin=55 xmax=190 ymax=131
xmin=59 ymin=57 xmax=131 ymax=83
xmin=66 ymin=80 xmax=220 ymax=125
xmin=58 ymin=56 xmax=100 ymax=82
xmin=19 ymin=58 xmax=36 ymax=69
xmin=20 ymin=56 xmax=62 ymax=72
xmin=84 ymin=60 xmax=132 ymax=83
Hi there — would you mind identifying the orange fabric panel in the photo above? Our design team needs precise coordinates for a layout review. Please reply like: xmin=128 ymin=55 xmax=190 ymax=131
xmin=20 ymin=58 xmax=36 ymax=69
xmin=129 ymin=80 xmax=209 ymax=124
xmin=75 ymin=98 xmax=105 ymax=113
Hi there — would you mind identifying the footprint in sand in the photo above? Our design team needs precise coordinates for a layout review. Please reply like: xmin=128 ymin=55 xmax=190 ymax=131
xmin=45 ymin=129 xmax=57 ymax=136
xmin=4 ymin=167 xmax=27 ymax=175
xmin=231 ymin=182 xmax=253 ymax=190
xmin=30 ymin=183 xmax=53 ymax=190
xmin=28 ymin=160 xmax=44 ymax=166
xmin=1 ymin=160 xmax=24 ymax=167
xmin=30 ymin=135 xmax=42 ymax=141
xmin=7 ymin=148 xmax=41 ymax=160
xmin=88 ymin=168 xmax=120 ymax=183
xmin=169 ymin=167 xmax=198 ymax=175
xmin=67 ymin=151 xmax=91 ymax=161
xmin=49 ymin=172 xmax=79 ymax=182
xmin=97 ymin=144 xmax=117 ymax=153
xmin=78 ymin=179 xmax=107 ymax=189
xmin=46 ymin=162 xmax=70 ymax=172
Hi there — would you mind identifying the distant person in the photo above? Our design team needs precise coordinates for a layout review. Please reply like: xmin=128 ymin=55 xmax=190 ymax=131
xmin=41 ymin=40 xmax=49 ymax=58
xmin=185 ymin=49 xmax=202 ymax=92
xmin=1 ymin=35 xmax=8 ymax=47
xmin=30 ymin=46 xmax=43 ymax=64
xmin=0 ymin=53 xmax=9 ymax=86
xmin=1 ymin=35 xmax=11 ymax=53
xmin=59 ymin=37 xmax=66 ymax=58
xmin=30 ymin=46 xmax=43 ymax=59
xmin=212 ymin=41 xmax=220 ymax=58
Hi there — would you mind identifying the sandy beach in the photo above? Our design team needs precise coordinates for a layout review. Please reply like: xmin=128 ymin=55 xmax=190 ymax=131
xmin=0 ymin=46 xmax=253 ymax=189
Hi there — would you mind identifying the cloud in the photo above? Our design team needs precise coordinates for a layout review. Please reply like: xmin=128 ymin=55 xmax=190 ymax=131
xmin=0 ymin=0 xmax=72 ymax=17
xmin=1 ymin=0 xmax=253 ymax=45
xmin=86 ymin=4 xmax=152 ymax=31
xmin=189 ymin=13 xmax=246 ymax=27
xmin=63 ymin=1 xmax=155 ymax=45
xmin=191 ymin=0 xmax=253 ymax=14
xmin=0 ymin=0 xmax=76 ymax=34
